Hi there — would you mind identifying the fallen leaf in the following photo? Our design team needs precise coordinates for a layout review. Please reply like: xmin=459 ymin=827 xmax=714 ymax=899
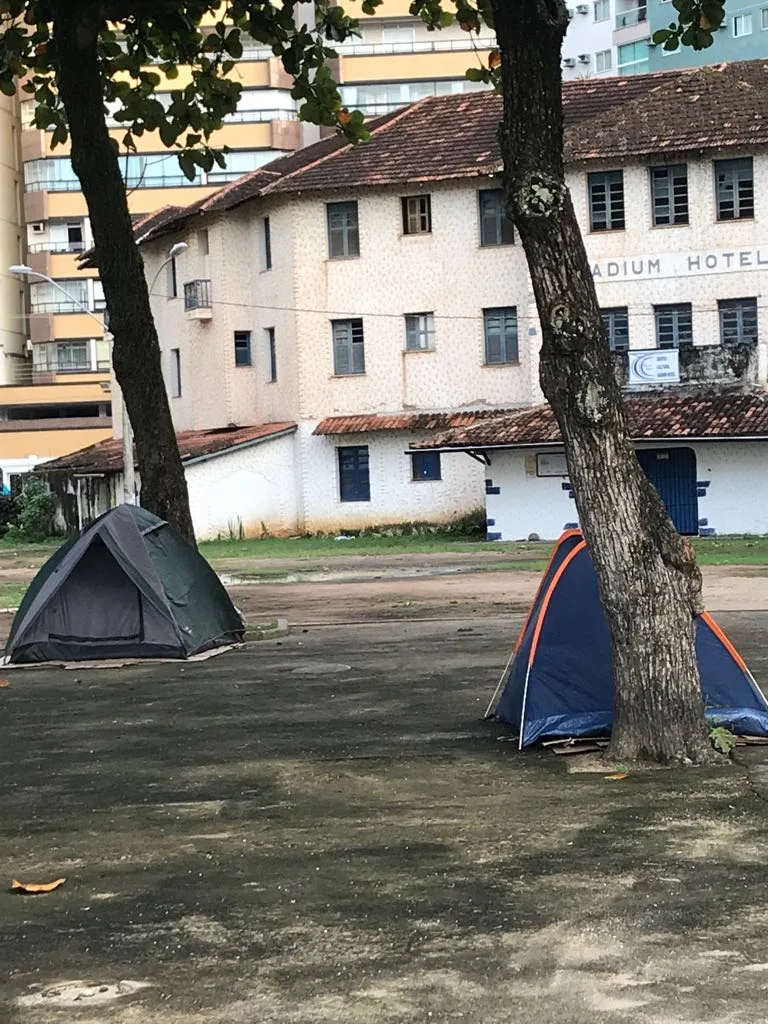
xmin=604 ymin=772 xmax=629 ymax=781
xmin=11 ymin=877 xmax=66 ymax=894
xmin=0 ymin=679 xmax=9 ymax=687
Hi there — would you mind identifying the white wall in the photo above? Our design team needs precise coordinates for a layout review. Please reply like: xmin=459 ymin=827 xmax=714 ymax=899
xmin=299 ymin=425 xmax=485 ymax=532
xmin=184 ymin=433 xmax=300 ymax=540
xmin=290 ymin=181 xmax=538 ymax=421
xmin=484 ymin=441 xmax=768 ymax=540
xmin=569 ymin=156 xmax=768 ymax=359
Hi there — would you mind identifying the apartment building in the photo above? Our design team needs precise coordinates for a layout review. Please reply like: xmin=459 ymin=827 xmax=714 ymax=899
xmin=40 ymin=60 xmax=768 ymax=539
xmin=648 ymin=0 xmax=768 ymax=72
xmin=3 ymin=1 xmax=506 ymax=489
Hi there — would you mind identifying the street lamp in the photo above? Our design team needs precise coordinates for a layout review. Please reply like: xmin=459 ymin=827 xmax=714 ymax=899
xmin=149 ymin=241 xmax=188 ymax=296
xmin=10 ymin=263 xmax=138 ymax=503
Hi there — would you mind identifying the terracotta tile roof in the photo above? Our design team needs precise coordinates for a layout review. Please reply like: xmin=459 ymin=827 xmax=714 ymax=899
xmin=566 ymin=61 xmax=768 ymax=162
xmin=39 ymin=422 xmax=297 ymax=475
xmin=313 ymin=408 xmax=519 ymax=435
xmin=136 ymin=61 xmax=766 ymax=247
xmin=411 ymin=394 xmax=768 ymax=450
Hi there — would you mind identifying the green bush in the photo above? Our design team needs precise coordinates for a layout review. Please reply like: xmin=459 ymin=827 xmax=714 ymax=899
xmin=0 ymin=493 xmax=19 ymax=536
xmin=7 ymin=478 xmax=56 ymax=542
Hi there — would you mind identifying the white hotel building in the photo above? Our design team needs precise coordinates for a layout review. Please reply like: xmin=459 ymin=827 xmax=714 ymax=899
xmin=42 ymin=60 xmax=768 ymax=540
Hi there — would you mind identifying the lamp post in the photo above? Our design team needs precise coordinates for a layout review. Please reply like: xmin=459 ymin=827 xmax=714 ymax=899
xmin=11 ymin=241 xmax=187 ymax=508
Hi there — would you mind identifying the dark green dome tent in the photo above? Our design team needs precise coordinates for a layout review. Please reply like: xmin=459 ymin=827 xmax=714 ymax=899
xmin=5 ymin=505 xmax=245 ymax=664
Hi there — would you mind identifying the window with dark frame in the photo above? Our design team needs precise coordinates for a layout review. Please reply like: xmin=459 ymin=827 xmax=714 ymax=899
xmin=166 ymin=256 xmax=178 ymax=298
xmin=404 ymin=312 xmax=435 ymax=351
xmin=588 ymin=170 xmax=625 ymax=231
xmin=332 ymin=318 xmax=365 ymax=375
xmin=411 ymin=451 xmax=441 ymax=481
xmin=650 ymin=165 xmax=689 ymax=226
xmin=234 ymin=330 xmax=252 ymax=366
xmin=719 ymin=298 xmax=758 ymax=344
xmin=338 ymin=445 xmax=370 ymax=502
xmin=478 ymin=189 xmax=514 ymax=246
xmin=654 ymin=303 xmax=693 ymax=348
xmin=401 ymin=194 xmax=431 ymax=234
xmin=67 ymin=222 xmax=84 ymax=250
xmin=715 ymin=158 xmax=754 ymax=220
xmin=601 ymin=307 xmax=629 ymax=352
xmin=262 ymin=216 xmax=272 ymax=269
xmin=171 ymin=347 xmax=182 ymax=396
xmin=483 ymin=307 xmax=518 ymax=365
xmin=327 ymin=201 xmax=360 ymax=258
xmin=266 ymin=327 xmax=277 ymax=381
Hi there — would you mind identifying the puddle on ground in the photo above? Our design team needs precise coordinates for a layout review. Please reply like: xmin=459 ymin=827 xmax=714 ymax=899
xmin=291 ymin=662 xmax=352 ymax=676
xmin=218 ymin=566 xmax=470 ymax=586
xmin=16 ymin=980 xmax=151 ymax=1007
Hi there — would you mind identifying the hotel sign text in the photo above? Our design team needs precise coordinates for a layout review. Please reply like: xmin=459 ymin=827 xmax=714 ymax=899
xmin=591 ymin=247 xmax=768 ymax=282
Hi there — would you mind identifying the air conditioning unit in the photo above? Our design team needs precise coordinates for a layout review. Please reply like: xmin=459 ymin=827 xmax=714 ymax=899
xmin=578 ymin=53 xmax=591 ymax=62
xmin=30 ymin=221 xmax=45 ymax=234
xmin=563 ymin=57 xmax=577 ymax=67
xmin=576 ymin=4 xmax=590 ymax=12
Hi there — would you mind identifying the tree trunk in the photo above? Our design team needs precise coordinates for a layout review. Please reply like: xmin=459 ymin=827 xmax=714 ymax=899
xmin=51 ymin=6 xmax=196 ymax=546
xmin=491 ymin=0 xmax=714 ymax=764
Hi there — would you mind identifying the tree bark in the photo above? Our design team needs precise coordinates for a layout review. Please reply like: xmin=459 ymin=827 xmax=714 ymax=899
xmin=491 ymin=0 xmax=714 ymax=764
xmin=51 ymin=5 xmax=196 ymax=545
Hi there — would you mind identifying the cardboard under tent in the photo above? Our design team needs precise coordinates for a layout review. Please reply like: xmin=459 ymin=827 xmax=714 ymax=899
xmin=487 ymin=530 xmax=768 ymax=747
xmin=3 ymin=504 xmax=245 ymax=665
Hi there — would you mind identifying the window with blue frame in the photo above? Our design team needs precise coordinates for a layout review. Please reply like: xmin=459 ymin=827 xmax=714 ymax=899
xmin=411 ymin=451 xmax=441 ymax=481
xmin=338 ymin=445 xmax=370 ymax=502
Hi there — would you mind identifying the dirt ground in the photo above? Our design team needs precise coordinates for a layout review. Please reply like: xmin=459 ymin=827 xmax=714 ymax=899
xmin=4 ymin=606 xmax=768 ymax=1023
xmin=4 ymin=558 xmax=768 ymax=643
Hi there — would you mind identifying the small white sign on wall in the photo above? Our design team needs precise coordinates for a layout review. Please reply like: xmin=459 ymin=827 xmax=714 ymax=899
xmin=628 ymin=349 xmax=680 ymax=386
xmin=536 ymin=453 xmax=568 ymax=477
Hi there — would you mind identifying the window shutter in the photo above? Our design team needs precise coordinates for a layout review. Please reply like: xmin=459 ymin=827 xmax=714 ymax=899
xmin=333 ymin=322 xmax=351 ymax=375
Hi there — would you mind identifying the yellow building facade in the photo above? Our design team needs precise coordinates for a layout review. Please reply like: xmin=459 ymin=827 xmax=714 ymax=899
xmin=4 ymin=3 xmax=494 ymax=489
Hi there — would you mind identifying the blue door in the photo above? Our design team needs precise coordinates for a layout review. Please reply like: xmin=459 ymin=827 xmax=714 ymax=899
xmin=636 ymin=447 xmax=698 ymax=535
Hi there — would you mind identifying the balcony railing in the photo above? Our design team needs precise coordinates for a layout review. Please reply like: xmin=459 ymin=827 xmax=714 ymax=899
xmin=30 ymin=301 xmax=99 ymax=315
xmin=331 ymin=36 xmax=497 ymax=56
xmin=28 ymin=240 xmax=86 ymax=254
xmin=239 ymin=36 xmax=495 ymax=59
xmin=615 ymin=5 xmax=647 ymax=27
xmin=8 ymin=360 xmax=110 ymax=384
xmin=222 ymin=107 xmax=298 ymax=124
xmin=184 ymin=279 xmax=212 ymax=311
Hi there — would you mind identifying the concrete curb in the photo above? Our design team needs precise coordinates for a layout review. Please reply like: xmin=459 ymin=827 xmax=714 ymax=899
xmin=245 ymin=617 xmax=289 ymax=642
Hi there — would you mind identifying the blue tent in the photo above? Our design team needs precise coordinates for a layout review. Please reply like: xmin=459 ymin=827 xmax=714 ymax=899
xmin=493 ymin=530 xmax=768 ymax=747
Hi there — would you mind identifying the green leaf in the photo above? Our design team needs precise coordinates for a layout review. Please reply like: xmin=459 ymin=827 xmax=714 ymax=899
xmin=465 ymin=66 xmax=490 ymax=83
xmin=652 ymin=27 xmax=673 ymax=42
xmin=178 ymin=150 xmax=198 ymax=182
xmin=50 ymin=123 xmax=68 ymax=147
xmin=158 ymin=120 xmax=179 ymax=147
xmin=0 ymin=78 xmax=16 ymax=97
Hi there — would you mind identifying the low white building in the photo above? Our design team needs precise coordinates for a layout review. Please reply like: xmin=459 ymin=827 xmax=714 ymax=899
xmin=42 ymin=60 xmax=768 ymax=538
xmin=414 ymin=393 xmax=768 ymax=539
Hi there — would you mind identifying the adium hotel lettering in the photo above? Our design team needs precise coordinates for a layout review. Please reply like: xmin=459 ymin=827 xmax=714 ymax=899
xmin=591 ymin=247 xmax=768 ymax=281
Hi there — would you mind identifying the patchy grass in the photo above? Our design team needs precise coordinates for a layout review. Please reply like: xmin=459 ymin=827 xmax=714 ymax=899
xmin=3 ymin=531 xmax=768 ymax=571
xmin=198 ymin=533 xmax=544 ymax=562
xmin=691 ymin=536 xmax=768 ymax=566
xmin=0 ymin=583 xmax=26 ymax=609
